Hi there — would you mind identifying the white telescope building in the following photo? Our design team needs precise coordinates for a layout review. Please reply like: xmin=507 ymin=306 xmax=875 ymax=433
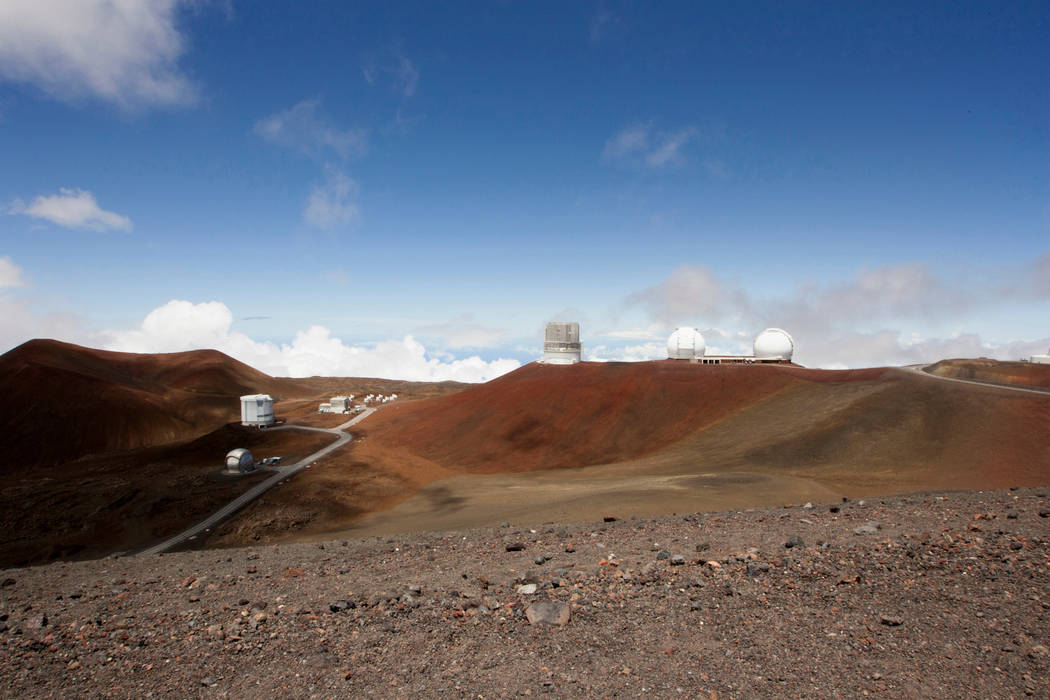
xmin=240 ymin=394 xmax=275 ymax=427
xmin=666 ymin=327 xmax=795 ymax=364
xmin=541 ymin=322 xmax=582 ymax=364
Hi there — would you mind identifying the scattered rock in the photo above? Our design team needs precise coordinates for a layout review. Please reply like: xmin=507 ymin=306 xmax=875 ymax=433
xmin=746 ymin=562 xmax=771 ymax=577
xmin=525 ymin=601 xmax=570 ymax=626
xmin=880 ymin=615 xmax=903 ymax=627
xmin=24 ymin=612 xmax=47 ymax=629
xmin=784 ymin=535 xmax=804 ymax=549
xmin=329 ymin=600 xmax=355 ymax=613
xmin=603 ymin=516 xmax=617 ymax=522
xmin=656 ymin=550 xmax=670 ymax=560
xmin=505 ymin=542 xmax=526 ymax=552
xmin=854 ymin=522 xmax=881 ymax=536
xmin=670 ymin=554 xmax=686 ymax=566
xmin=517 ymin=584 xmax=538 ymax=595
xmin=534 ymin=556 xmax=545 ymax=565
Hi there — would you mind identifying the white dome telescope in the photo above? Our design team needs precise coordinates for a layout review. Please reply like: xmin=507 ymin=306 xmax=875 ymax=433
xmin=753 ymin=328 xmax=794 ymax=361
xmin=667 ymin=327 xmax=706 ymax=360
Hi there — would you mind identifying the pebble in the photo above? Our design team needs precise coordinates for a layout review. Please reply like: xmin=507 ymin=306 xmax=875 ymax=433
xmin=879 ymin=615 xmax=903 ymax=627
xmin=517 ymin=584 xmax=538 ymax=595
xmin=670 ymin=555 xmax=686 ymax=566
xmin=505 ymin=542 xmax=526 ymax=552
xmin=656 ymin=550 xmax=670 ymax=560
xmin=784 ymin=535 xmax=804 ymax=549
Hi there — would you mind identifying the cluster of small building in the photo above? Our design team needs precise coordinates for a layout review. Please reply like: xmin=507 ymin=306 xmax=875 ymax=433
xmin=318 ymin=392 xmax=396 ymax=414
xmin=539 ymin=322 xmax=795 ymax=364
xmin=222 ymin=448 xmax=281 ymax=475
xmin=1030 ymin=349 xmax=1050 ymax=364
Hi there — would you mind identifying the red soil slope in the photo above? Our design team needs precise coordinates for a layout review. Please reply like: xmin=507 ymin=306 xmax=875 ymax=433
xmin=0 ymin=339 xmax=313 ymax=470
xmin=927 ymin=358 xmax=1050 ymax=390
xmin=362 ymin=360 xmax=888 ymax=474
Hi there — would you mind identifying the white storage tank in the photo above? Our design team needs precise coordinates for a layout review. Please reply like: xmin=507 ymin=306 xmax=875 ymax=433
xmin=240 ymin=394 xmax=275 ymax=426
xmin=542 ymin=321 xmax=582 ymax=364
xmin=667 ymin=327 xmax=706 ymax=360
xmin=753 ymin=328 xmax=795 ymax=362
xmin=225 ymin=448 xmax=254 ymax=473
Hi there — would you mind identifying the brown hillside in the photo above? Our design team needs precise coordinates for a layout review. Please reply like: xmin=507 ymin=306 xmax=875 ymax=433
xmin=927 ymin=357 xmax=1050 ymax=390
xmin=358 ymin=360 xmax=886 ymax=474
xmin=211 ymin=362 xmax=1050 ymax=545
xmin=0 ymin=339 xmax=313 ymax=470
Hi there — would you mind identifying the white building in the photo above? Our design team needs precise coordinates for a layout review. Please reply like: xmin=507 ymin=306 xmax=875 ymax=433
xmin=753 ymin=328 xmax=795 ymax=362
xmin=1031 ymin=351 xmax=1050 ymax=364
xmin=330 ymin=396 xmax=351 ymax=413
xmin=541 ymin=321 xmax=582 ymax=364
xmin=240 ymin=394 xmax=275 ymax=427
xmin=667 ymin=327 xmax=706 ymax=361
xmin=666 ymin=327 xmax=795 ymax=364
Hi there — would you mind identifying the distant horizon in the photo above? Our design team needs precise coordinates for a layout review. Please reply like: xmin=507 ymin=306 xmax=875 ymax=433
xmin=1 ymin=2 xmax=1047 ymax=380
xmin=7 ymin=333 xmax=1048 ymax=384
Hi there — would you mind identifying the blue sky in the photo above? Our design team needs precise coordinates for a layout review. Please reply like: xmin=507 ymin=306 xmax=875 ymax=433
xmin=1 ymin=1 xmax=1047 ymax=379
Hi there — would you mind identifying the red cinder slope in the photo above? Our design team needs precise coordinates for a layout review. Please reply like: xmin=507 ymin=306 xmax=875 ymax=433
xmin=0 ymin=339 xmax=310 ymax=470
xmin=363 ymin=360 xmax=889 ymax=473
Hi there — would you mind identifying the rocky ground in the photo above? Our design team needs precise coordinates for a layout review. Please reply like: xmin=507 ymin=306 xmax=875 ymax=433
xmin=2 ymin=487 xmax=1049 ymax=698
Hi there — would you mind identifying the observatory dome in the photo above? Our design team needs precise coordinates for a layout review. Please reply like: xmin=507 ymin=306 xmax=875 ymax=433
xmin=225 ymin=448 xmax=254 ymax=473
xmin=753 ymin=328 xmax=794 ymax=361
xmin=667 ymin=327 xmax=706 ymax=360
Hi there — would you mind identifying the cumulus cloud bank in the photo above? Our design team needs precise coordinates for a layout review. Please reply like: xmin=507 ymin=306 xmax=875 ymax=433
xmin=8 ymin=189 xmax=132 ymax=231
xmin=101 ymin=300 xmax=520 ymax=382
xmin=619 ymin=256 xmax=1050 ymax=368
xmin=0 ymin=256 xmax=26 ymax=288
xmin=0 ymin=0 xmax=197 ymax=108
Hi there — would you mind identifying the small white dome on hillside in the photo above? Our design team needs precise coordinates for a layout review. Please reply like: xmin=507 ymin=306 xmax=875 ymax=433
xmin=753 ymin=328 xmax=794 ymax=361
xmin=667 ymin=327 xmax=706 ymax=360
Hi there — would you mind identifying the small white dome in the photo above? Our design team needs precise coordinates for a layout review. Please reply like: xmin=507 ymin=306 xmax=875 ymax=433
xmin=753 ymin=328 xmax=794 ymax=361
xmin=667 ymin=327 xmax=706 ymax=360
xmin=226 ymin=448 xmax=254 ymax=471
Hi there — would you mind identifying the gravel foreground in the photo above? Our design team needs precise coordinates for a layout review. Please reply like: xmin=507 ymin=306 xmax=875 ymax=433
xmin=3 ymin=488 xmax=1050 ymax=699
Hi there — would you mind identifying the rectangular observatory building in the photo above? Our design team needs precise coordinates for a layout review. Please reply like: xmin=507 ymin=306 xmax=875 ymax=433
xmin=542 ymin=321 xmax=582 ymax=364
xmin=240 ymin=394 xmax=275 ymax=427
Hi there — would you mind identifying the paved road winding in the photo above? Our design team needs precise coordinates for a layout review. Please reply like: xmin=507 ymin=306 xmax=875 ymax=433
xmin=899 ymin=364 xmax=1050 ymax=397
xmin=139 ymin=407 xmax=376 ymax=556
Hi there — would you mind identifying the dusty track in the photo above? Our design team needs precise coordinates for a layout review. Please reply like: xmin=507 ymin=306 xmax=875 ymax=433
xmin=140 ymin=409 xmax=375 ymax=556
xmin=210 ymin=360 xmax=1050 ymax=546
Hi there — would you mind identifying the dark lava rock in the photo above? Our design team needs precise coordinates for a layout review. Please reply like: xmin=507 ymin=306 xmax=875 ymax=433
xmin=746 ymin=562 xmax=771 ymax=577
xmin=505 ymin=542 xmax=526 ymax=552
xmin=329 ymin=600 xmax=355 ymax=612
xmin=656 ymin=550 xmax=670 ymax=560
xmin=784 ymin=535 xmax=804 ymax=549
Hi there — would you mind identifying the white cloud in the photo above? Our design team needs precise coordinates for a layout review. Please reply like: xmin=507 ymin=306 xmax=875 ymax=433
xmin=254 ymin=99 xmax=368 ymax=160
xmin=602 ymin=124 xmax=649 ymax=161
xmin=362 ymin=47 xmax=419 ymax=98
xmin=396 ymin=55 xmax=419 ymax=98
xmin=8 ymin=189 xmax=132 ymax=231
xmin=625 ymin=265 xmax=751 ymax=324
xmin=303 ymin=169 xmax=359 ymax=230
xmin=645 ymin=128 xmax=698 ymax=168
xmin=100 ymin=300 xmax=520 ymax=382
xmin=0 ymin=256 xmax=26 ymax=287
xmin=0 ymin=0 xmax=197 ymax=108
xmin=416 ymin=314 xmax=507 ymax=348
xmin=602 ymin=124 xmax=698 ymax=169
